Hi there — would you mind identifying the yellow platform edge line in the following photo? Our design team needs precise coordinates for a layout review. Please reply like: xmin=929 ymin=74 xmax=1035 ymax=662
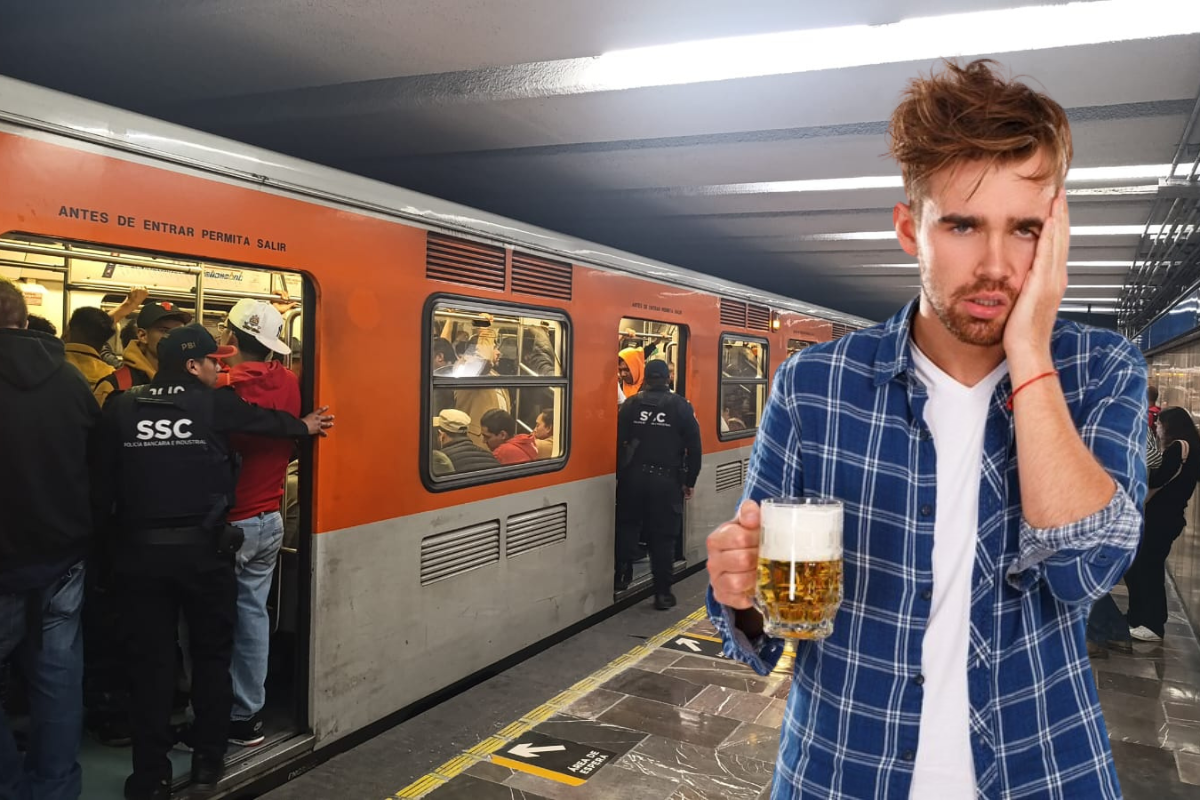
xmin=490 ymin=756 xmax=587 ymax=786
xmin=391 ymin=605 xmax=709 ymax=798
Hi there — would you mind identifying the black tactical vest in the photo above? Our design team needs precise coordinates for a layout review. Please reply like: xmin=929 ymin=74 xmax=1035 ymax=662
xmin=626 ymin=389 xmax=688 ymax=469
xmin=115 ymin=380 xmax=236 ymax=530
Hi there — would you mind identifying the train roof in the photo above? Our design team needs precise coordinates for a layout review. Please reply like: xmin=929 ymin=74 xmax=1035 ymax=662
xmin=0 ymin=74 xmax=874 ymax=329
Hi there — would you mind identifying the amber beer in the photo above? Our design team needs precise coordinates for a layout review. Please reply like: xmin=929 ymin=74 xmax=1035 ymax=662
xmin=754 ymin=498 xmax=843 ymax=639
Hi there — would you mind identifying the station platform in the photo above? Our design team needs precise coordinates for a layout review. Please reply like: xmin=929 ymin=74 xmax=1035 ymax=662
xmin=262 ymin=572 xmax=1200 ymax=800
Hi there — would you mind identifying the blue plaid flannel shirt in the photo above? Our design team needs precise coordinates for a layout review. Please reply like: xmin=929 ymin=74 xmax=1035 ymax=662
xmin=708 ymin=300 xmax=1147 ymax=799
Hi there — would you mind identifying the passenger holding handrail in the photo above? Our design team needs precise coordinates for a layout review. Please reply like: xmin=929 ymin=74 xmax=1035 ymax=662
xmin=211 ymin=299 xmax=299 ymax=748
xmin=94 ymin=301 xmax=190 ymax=407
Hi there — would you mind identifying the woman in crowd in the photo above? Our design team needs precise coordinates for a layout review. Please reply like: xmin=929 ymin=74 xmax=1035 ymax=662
xmin=1126 ymin=406 xmax=1200 ymax=642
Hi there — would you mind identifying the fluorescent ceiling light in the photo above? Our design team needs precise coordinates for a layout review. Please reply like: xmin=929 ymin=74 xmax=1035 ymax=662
xmin=1060 ymin=306 xmax=1118 ymax=313
xmin=586 ymin=0 xmax=1200 ymax=91
xmin=685 ymin=164 xmax=1176 ymax=198
xmin=852 ymin=263 xmax=1130 ymax=270
xmin=800 ymin=225 xmax=1153 ymax=242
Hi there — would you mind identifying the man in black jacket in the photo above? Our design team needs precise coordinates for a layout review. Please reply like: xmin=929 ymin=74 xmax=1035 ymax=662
xmin=616 ymin=359 xmax=702 ymax=608
xmin=97 ymin=324 xmax=333 ymax=800
xmin=0 ymin=279 xmax=99 ymax=800
xmin=432 ymin=409 xmax=499 ymax=475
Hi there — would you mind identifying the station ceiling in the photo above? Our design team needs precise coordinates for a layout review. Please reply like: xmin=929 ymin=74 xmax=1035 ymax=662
xmin=2 ymin=0 xmax=1198 ymax=324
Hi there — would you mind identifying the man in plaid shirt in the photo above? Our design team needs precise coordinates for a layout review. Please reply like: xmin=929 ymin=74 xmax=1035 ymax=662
xmin=707 ymin=60 xmax=1147 ymax=799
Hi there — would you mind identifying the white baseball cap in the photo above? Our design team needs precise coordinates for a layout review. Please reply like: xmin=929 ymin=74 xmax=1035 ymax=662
xmin=227 ymin=299 xmax=290 ymax=355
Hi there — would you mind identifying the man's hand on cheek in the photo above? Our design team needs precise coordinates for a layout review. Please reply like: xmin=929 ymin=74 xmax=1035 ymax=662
xmin=1004 ymin=189 xmax=1068 ymax=371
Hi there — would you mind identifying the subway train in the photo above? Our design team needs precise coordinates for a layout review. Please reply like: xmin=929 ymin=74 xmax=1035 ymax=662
xmin=0 ymin=76 xmax=872 ymax=797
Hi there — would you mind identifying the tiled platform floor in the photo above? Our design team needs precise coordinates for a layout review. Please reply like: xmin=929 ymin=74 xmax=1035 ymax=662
xmin=419 ymin=590 xmax=1200 ymax=799
xmin=267 ymin=571 xmax=1200 ymax=799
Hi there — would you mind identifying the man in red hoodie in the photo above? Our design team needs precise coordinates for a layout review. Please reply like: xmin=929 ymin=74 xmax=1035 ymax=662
xmin=215 ymin=299 xmax=298 ymax=747
xmin=480 ymin=408 xmax=538 ymax=465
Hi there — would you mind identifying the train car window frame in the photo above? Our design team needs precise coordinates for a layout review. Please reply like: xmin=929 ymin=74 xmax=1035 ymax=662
xmin=422 ymin=293 xmax=571 ymax=492
xmin=718 ymin=333 xmax=769 ymax=441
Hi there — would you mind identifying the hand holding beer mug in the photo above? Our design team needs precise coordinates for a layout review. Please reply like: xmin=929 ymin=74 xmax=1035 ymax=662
xmin=755 ymin=498 xmax=844 ymax=639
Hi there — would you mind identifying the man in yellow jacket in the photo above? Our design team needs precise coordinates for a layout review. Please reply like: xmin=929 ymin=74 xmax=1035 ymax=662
xmin=93 ymin=301 xmax=189 ymax=407
xmin=63 ymin=307 xmax=117 ymax=392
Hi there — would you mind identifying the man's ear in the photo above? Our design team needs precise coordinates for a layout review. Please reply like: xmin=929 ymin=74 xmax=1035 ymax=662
xmin=894 ymin=202 xmax=920 ymax=258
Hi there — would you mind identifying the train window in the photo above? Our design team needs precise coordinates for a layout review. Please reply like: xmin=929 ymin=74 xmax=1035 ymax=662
xmin=427 ymin=298 xmax=569 ymax=487
xmin=788 ymin=339 xmax=814 ymax=357
xmin=719 ymin=334 xmax=768 ymax=440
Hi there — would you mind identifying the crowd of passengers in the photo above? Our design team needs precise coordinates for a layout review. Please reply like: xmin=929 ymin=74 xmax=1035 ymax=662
xmin=1 ymin=281 xmax=327 ymax=800
xmin=429 ymin=316 xmax=558 ymax=474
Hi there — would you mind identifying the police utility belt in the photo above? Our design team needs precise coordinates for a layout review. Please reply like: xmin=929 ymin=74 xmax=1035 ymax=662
xmin=125 ymin=524 xmax=243 ymax=555
xmin=639 ymin=464 xmax=682 ymax=477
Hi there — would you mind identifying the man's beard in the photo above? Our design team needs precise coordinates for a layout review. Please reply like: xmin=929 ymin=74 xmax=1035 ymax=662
xmin=925 ymin=278 xmax=1017 ymax=347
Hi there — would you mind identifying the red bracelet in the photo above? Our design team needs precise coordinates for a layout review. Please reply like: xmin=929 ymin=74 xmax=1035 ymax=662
xmin=1007 ymin=370 xmax=1059 ymax=410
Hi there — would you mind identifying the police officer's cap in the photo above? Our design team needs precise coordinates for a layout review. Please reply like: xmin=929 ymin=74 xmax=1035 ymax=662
xmin=158 ymin=323 xmax=238 ymax=368
xmin=645 ymin=360 xmax=670 ymax=381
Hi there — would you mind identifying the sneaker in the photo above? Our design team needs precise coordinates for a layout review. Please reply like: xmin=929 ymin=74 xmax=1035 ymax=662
xmin=654 ymin=593 xmax=677 ymax=610
xmin=1129 ymin=625 xmax=1163 ymax=642
xmin=123 ymin=774 xmax=170 ymax=800
xmin=229 ymin=715 xmax=266 ymax=747
xmin=190 ymin=753 xmax=224 ymax=791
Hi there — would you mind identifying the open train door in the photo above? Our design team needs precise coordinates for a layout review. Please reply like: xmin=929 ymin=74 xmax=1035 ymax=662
xmin=0 ymin=235 xmax=317 ymax=798
xmin=615 ymin=318 xmax=688 ymax=599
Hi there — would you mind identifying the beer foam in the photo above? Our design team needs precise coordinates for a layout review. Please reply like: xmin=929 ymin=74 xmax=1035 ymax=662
xmin=760 ymin=502 xmax=842 ymax=562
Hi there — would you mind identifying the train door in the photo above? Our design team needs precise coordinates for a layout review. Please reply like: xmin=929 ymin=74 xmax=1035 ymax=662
xmin=615 ymin=318 xmax=687 ymax=598
xmin=0 ymin=234 xmax=315 ymax=798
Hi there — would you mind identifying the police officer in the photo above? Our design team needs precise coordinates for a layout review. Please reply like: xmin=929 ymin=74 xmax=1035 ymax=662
xmin=616 ymin=359 xmax=701 ymax=609
xmin=96 ymin=324 xmax=334 ymax=800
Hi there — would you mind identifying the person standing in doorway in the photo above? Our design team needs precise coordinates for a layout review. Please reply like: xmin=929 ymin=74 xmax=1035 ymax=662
xmin=616 ymin=359 xmax=701 ymax=607
xmin=214 ymin=299 xmax=299 ymax=747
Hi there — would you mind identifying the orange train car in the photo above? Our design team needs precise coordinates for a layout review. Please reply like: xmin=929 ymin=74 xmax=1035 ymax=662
xmin=0 ymin=76 xmax=871 ymax=796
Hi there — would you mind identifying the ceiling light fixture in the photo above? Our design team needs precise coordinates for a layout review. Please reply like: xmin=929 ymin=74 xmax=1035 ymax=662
xmin=684 ymin=164 xmax=1178 ymax=197
xmin=800 ymin=225 xmax=1155 ymax=242
xmin=587 ymin=0 xmax=1200 ymax=91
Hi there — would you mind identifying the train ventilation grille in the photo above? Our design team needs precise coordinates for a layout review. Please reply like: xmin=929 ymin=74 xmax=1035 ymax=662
xmin=715 ymin=460 xmax=745 ymax=493
xmin=512 ymin=252 xmax=572 ymax=301
xmin=426 ymin=232 xmax=506 ymax=292
xmin=420 ymin=520 xmax=501 ymax=586
xmin=746 ymin=304 xmax=771 ymax=332
xmin=720 ymin=298 xmax=747 ymax=327
xmin=830 ymin=322 xmax=855 ymax=340
xmin=506 ymin=504 xmax=568 ymax=557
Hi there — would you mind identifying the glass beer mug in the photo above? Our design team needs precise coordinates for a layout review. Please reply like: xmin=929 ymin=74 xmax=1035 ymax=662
xmin=754 ymin=497 xmax=844 ymax=639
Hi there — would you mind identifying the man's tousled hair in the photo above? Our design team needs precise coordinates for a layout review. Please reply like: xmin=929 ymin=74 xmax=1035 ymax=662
xmin=888 ymin=59 xmax=1072 ymax=210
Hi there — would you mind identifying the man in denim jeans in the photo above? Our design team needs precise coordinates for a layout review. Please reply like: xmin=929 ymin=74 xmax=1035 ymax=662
xmin=0 ymin=279 xmax=99 ymax=799
xmin=215 ymin=299 xmax=299 ymax=747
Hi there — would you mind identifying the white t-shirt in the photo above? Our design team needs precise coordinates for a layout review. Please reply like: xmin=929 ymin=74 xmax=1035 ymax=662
xmin=908 ymin=346 xmax=1007 ymax=799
